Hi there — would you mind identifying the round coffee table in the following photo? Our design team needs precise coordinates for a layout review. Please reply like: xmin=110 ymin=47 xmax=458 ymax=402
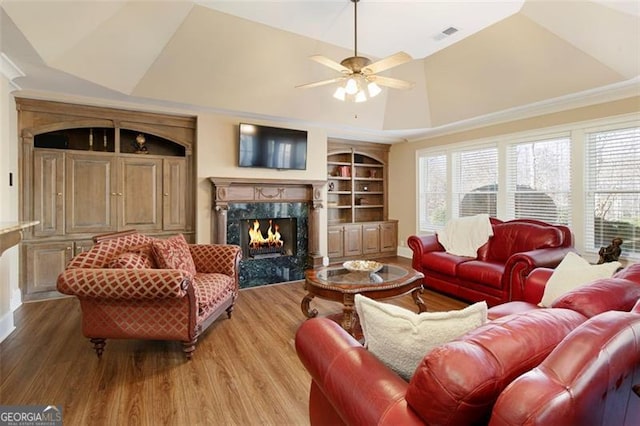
xmin=302 ymin=263 xmax=425 ymax=335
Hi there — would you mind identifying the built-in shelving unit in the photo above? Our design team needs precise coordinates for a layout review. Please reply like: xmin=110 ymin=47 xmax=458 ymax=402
xmin=326 ymin=140 xmax=397 ymax=261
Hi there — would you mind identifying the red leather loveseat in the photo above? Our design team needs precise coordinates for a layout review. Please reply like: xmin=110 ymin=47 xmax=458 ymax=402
xmin=295 ymin=265 xmax=640 ymax=425
xmin=407 ymin=218 xmax=574 ymax=306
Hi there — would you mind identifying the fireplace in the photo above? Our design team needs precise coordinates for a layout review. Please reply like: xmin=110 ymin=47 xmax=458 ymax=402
xmin=240 ymin=217 xmax=297 ymax=259
xmin=210 ymin=178 xmax=325 ymax=288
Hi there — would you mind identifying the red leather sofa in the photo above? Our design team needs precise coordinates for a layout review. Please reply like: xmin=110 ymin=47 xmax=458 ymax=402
xmin=295 ymin=265 xmax=640 ymax=425
xmin=407 ymin=218 xmax=574 ymax=306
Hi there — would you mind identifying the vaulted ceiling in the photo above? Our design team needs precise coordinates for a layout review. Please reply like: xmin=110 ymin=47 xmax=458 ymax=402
xmin=1 ymin=0 xmax=639 ymax=142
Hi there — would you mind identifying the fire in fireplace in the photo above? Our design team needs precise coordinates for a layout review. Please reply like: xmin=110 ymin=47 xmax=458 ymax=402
xmin=240 ymin=217 xmax=297 ymax=259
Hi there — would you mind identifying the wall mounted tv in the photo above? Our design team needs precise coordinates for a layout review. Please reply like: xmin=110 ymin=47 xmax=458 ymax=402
xmin=238 ymin=123 xmax=308 ymax=170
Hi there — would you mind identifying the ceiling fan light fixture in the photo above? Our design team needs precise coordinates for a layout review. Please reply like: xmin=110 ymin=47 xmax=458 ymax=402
xmin=367 ymin=81 xmax=382 ymax=98
xmin=297 ymin=0 xmax=413 ymax=102
xmin=345 ymin=77 xmax=359 ymax=95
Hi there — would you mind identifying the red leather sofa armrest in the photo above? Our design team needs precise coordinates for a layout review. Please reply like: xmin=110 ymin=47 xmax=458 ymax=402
xmin=519 ymin=267 xmax=554 ymax=304
xmin=507 ymin=247 xmax=576 ymax=302
xmin=407 ymin=234 xmax=444 ymax=272
xmin=295 ymin=317 xmax=424 ymax=426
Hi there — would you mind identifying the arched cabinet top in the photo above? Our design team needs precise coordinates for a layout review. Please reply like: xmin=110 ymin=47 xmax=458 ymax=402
xmin=16 ymin=97 xmax=195 ymax=154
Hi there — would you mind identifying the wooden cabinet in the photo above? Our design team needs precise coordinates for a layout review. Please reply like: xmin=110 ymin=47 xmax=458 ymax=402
xmin=380 ymin=222 xmax=398 ymax=253
xmin=343 ymin=224 xmax=363 ymax=257
xmin=32 ymin=150 xmax=64 ymax=237
xmin=327 ymin=225 xmax=344 ymax=258
xmin=326 ymin=140 xmax=397 ymax=261
xmin=17 ymin=98 xmax=196 ymax=300
xmin=163 ymin=158 xmax=187 ymax=230
xmin=362 ymin=223 xmax=380 ymax=254
xmin=66 ymin=152 xmax=117 ymax=234
xmin=328 ymin=221 xmax=397 ymax=261
xmin=23 ymin=241 xmax=73 ymax=298
xmin=120 ymin=156 xmax=163 ymax=231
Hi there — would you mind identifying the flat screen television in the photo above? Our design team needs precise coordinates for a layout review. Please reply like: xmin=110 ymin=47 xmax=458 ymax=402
xmin=238 ymin=123 xmax=307 ymax=170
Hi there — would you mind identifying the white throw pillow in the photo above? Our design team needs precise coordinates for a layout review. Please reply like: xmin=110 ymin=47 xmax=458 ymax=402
xmin=539 ymin=252 xmax=621 ymax=307
xmin=354 ymin=295 xmax=488 ymax=380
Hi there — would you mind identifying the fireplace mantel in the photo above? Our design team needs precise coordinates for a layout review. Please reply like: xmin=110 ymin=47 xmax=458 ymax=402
xmin=209 ymin=178 xmax=326 ymax=266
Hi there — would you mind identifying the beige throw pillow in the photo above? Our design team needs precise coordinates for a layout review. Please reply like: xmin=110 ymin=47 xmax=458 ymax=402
xmin=539 ymin=252 xmax=621 ymax=307
xmin=354 ymin=295 xmax=488 ymax=380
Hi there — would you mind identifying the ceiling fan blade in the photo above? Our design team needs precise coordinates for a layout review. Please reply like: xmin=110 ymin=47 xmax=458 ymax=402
xmin=370 ymin=75 xmax=414 ymax=90
xmin=363 ymin=52 xmax=412 ymax=75
xmin=296 ymin=77 xmax=345 ymax=89
xmin=310 ymin=55 xmax=350 ymax=73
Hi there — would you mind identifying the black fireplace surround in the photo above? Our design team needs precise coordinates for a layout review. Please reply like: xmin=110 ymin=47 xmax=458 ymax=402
xmin=229 ymin=203 xmax=307 ymax=287
xmin=209 ymin=178 xmax=325 ymax=289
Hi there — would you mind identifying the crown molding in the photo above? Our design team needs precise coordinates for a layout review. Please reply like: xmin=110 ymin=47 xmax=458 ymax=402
xmin=0 ymin=52 xmax=25 ymax=90
xmin=402 ymin=77 xmax=640 ymax=142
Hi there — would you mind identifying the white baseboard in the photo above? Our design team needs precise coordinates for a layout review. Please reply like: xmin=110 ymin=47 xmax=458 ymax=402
xmin=397 ymin=246 xmax=413 ymax=259
xmin=0 ymin=311 xmax=15 ymax=344
xmin=10 ymin=287 xmax=21 ymax=311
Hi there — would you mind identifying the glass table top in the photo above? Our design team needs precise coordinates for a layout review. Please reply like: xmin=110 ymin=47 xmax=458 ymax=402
xmin=313 ymin=264 xmax=409 ymax=285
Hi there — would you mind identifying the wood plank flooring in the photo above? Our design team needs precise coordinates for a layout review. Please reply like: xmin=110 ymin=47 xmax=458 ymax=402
xmin=0 ymin=258 xmax=466 ymax=425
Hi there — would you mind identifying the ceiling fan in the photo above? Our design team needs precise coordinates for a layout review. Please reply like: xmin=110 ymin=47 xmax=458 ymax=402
xmin=296 ymin=0 xmax=414 ymax=102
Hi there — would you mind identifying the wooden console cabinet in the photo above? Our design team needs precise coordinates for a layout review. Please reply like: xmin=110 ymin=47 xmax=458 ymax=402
xmin=327 ymin=140 xmax=397 ymax=261
xmin=17 ymin=98 xmax=196 ymax=300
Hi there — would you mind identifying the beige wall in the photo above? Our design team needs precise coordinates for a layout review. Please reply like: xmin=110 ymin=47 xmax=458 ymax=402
xmin=389 ymin=96 xmax=640 ymax=257
xmin=0 ymin=76 xmax=20 ymax=341
xmin=194 ymin=113 xmax=328 ymax=255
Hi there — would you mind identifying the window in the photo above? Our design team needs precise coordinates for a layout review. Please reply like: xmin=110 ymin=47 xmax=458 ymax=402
xmin=585 ymin=126 xmax=640 ymax=257
xmin=506 ymin=136 xmax=571 ymax=224
xmin=453 ymin=146 xmax=498 ymax=217
xmin=416 ymin=115 xmax=639 ymax=260
xmin=418 ymin=154 xmax=447 ymax=230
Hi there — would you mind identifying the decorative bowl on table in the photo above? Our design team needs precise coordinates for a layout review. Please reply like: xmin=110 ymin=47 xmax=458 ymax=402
xmin=343 ymin=260 xmax=383 ymax=273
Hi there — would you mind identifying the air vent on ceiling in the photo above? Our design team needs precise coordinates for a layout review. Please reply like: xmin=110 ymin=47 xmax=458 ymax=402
xmin=432 ymin=26 xmax=459 ymax=41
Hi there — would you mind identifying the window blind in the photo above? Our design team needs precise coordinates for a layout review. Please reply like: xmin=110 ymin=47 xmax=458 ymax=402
xmin=585 ymin=126 xmax=640 ymax=257
xmin=506 ymin=136 xmax=571 ymax=224
xmin=452 ymin=147 xmax=498 ymax=217
xmin=418 ymin=154 xmax=447 ymax=231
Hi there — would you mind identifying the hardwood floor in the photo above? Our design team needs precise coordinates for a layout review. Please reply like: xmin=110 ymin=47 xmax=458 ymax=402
xmin=0 ymin=258 xmax=466 ymax=425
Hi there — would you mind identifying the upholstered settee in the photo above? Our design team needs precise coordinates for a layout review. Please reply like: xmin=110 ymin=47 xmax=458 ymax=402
xmin=295 ymin=277 xmax=640 ymax=425
xmin=57 ymin=231 xmax=241 ymax=359
xmin=407 ymin=218 xmax=574 ymax=306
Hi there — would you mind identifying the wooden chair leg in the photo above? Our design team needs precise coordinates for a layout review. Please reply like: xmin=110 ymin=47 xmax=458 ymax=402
xmin=90 ymin=338 xmax=106 ymax=358
xmin=226 ymin=304 xmax=235 ymax=319
xmin=182 ymin=338 xmax=197 ymax=360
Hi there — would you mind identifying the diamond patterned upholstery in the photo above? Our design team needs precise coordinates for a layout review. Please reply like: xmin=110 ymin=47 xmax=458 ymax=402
xmin=57 ymin=230 xmax=241 ymax=359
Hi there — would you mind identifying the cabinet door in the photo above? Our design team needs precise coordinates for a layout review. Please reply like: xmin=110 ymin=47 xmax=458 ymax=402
xmin=32 ymin=150 xmax=65 ymax=237
xmin=163 ymin=158 xmax=187 ymax=230
xmin=362 ymin=224 xmax=380 ymax=254
xmin=327 ymin=226 xmax=344 ymax=258
xmin=343 ymin=224 xmax=363 ymax=257
xmin=24 ymin=242 xmax=73 ymax=296
xmin=380 ymin=222 xmax=398 ymax=253
xmin=66 ymin=153 xmax=117 ymax=234
xmin=120 ymin=157 xmax=163 ymax=231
